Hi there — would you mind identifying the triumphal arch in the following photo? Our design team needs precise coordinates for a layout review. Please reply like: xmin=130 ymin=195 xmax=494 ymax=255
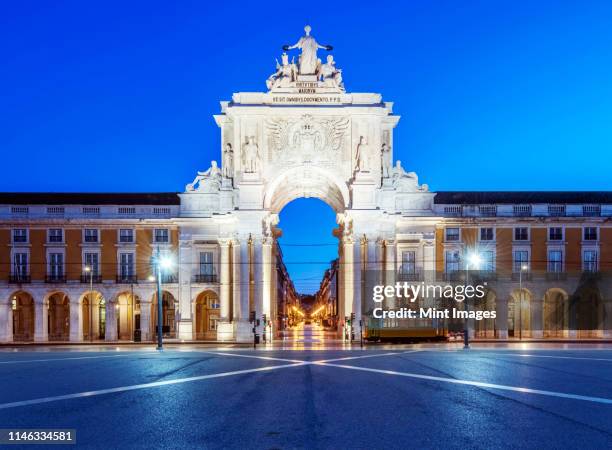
xmin=179 ymin=26 xmax=435 ymax=341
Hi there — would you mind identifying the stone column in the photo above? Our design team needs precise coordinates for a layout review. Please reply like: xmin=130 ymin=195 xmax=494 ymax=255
xmin=69 ymin=298 xmax=82 ymax=342
xmin=0 ymin=300 xmax=12 ymax=342
xmin=232 ymin=240 xmax=242 ymax=320
xmin=342 ymin=236 xmax=354 ymax=340
xmin=140 ymin=301 xmax=151 ymax=341
xmin=253 ymin=238 xmax=264 ymax=335
xmin=34 ymin=298 xmax=48 ymax=342
xmin=219 ymin=239 xmax=231 ymax=321
xmin=423 ymin=240 xmax=436 ymax=283
xmin=177 ymin=241 xmax=193 ymax=340
xmin=384 ymin=240 xmax=396 ymax=310
xmin=353 ymin=238 xmax=363 ymax=328
xmin=496 ymin=287 xmax=510 ymax=339
xmin=105 ymin=301 xmax=118 ymax=341
xmin=216 ymin=239 xmax=233 ymax=341
xmin=233 ymin=238 xmax=251 ymax=342
xmin=262 ymin=238 xmax=273 ymax=340
xmin=530 ymin=288 xmax=544 ymax=339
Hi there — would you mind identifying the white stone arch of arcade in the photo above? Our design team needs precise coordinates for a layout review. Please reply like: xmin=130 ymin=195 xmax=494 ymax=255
xmin=263 ymin=164 xmax=350 ymax=213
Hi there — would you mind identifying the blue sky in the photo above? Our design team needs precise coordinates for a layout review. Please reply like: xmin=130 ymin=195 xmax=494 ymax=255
xmin=1 ymin=1 xmax=611 ymax=292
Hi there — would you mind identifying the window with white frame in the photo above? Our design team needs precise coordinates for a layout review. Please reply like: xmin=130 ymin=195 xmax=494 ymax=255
xmin=480 ymin=227 xmax=494 ymax=241
xmin=480 ymin=251 xmax=495 ymax=272
xmin=13 ymin=252 xmax=28 ymax=278
xmin=84 ymin=252 xmax=100 ymax=275
xmin=548 ymin=227 xmax=563 ymax=241
xmin=401 ymin=251 xmax=416 ymax=274
xmin=445 ymin=251 xmax=460 ymax=273
xmin=199 ymin=251 xmax=214 ymax=276
xmin=84 ymin=228 xmax=99 ymax=243
xmin=154 ymin=228 xmax=169 ymax=243
xmin=49 ymin=252 xmax=64 ymax=278
xmin=514 ymin=227 xmax=529 ymax=241
xmin=445 ymin=228 xmax=460 ymax=242
xmin=119 ymin=253 xmax=135 ymax=278
xmin=513 ymin=250 xmax=529 ymax=273
xmin=119 ymin=228 xmax=134 ymax=243
xmin=584 ymin=227 xmax=598 ymax=241
xmin=12 ymin=228 xmax=27 ymax=243
xmin=583 ymin=250 xmax=598 ymax=272
xmin=48 ymin=228 xmax=63 ymax=243
xmin=548 ymin=250 xmax=563 ymax=273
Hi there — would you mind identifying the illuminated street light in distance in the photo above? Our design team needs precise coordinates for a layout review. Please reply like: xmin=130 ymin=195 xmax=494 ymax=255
xmin=468 ymin=253 xmax=481 ymax=269
xmin=84 ymin=266 xmax=91 ymax=272
xmin=159 ymin=256 xmax=173 ymax=270
xmin=148 ymin=275 xmax=156 ymax=282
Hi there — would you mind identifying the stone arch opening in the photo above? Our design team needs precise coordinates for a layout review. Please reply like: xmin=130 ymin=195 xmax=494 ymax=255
xmin=194 ymin=290 xmax=220 ymax=340
xmin=264 ymin=165 xmax=350 ymax=213
xmin=275 ymin=197 xmax=340 ymax=340
xmin=474 ymin=289 xmax=497 ymax=338
xmin=152 ymin=291 xmax=177 ymax=338
xmin=81 ymin=291 xmax=106 ymax=341
xmin=11 ymin=291 xmax=35 ymax=342
xmin=115 ymin=292 xmax=138 ymax=341
xmin=47 ymin=292 xmax=70 ymax=341
xmin=508 ymin=288 xmax=532 ymax=338
xmin=544 ymin=288 xmax=569 ymax=338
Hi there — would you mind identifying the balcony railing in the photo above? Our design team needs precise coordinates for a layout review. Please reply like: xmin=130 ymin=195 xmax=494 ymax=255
xmin=470 ymin=270 xmax=498 ymax=281
xmin=9 ymin=274 xmax=31 ymax=283
xmin=545 ymin=271 xmax=567 ymax=281
xmin=45 ymin=275 xmax=67 ymax=283
xmin=511 ymin=272 xmax=532 ymax=281
xmin=193 ymin=274 xmax=218 ymax=283
xmin=161 ymin=274 xmax=178 ymax=283
xmin=80 ymin=274 xmax=103 ymax=283
xmin=397 ymin=270 xmax=423 ymax=282
xmin=116 ymin=275 xmax=138 ymax=284
xmin=437 ymin=271 xmax=464 ymax=282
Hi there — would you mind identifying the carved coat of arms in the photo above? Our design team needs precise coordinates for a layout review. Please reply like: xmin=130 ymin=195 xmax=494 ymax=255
xmin=266 ymin=115 xmax=349 ymax=164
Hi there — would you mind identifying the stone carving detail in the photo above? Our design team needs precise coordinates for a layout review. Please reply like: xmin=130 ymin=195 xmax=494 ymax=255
xmin=354 ymin=136 xmax=370 ymax=173
xmin=392 ymin=160 xmax=429 ymax=192
xmin=318 ymin=55 xmax=344 ymax=91
xmin=266 ymin=53 xmax=297 ymax=90
xmin=282 ymin=25 xmax=332 ymax=75
xmin=186 ymin=161 xmax=222 ymax=192
xmin=266 ymin=115 xmax=349 ymax=164
xmin=262 ymin=213 xmax=279 ymax=239
xmin=222 ymin=143 xmax=234 ymax=179
xmin=336 ymin=212 xmax=353 ymax=236
xmin=242 ymin=137 xmax=261 ymax=173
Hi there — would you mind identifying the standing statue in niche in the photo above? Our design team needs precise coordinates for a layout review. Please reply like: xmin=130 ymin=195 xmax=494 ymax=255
xmin=222 ymin=143 xmax=234 ymax=179
xmin=381 ymin=142 xmax=392 ymax=178
xmin=185 ymin=160 xmax=222 ymax=192
xmin=282 ymin=25 xmax=333 ymax=75
xmin=242 ymin=136 xmax=261 ymax=173
xmin=354 ymin=136 xmax=370 ymax=173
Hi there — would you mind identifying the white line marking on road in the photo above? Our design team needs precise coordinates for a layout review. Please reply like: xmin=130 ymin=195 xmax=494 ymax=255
xmin=0 ymin=354 xmax=144 ymax=365
xmin=314 ymin=351 xmax=418 ymax=364
xmin=199 ymin=351 xmax=306 ymax=363
xmin=0 ymin=362 xmax=308 ymax=410
xmin=484 ymin=353 xmax=612 ymax=362
xmin=314 ymin=362 xmax=612 ymax=405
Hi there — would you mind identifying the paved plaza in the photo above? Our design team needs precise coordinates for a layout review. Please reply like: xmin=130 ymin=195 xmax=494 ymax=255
xmin=1 ymin=339 xmax=611 ymax=449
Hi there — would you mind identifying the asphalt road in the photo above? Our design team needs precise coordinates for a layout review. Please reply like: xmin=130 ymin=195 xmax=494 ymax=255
xmin=0 ymin=344 xmax=612 ymax=449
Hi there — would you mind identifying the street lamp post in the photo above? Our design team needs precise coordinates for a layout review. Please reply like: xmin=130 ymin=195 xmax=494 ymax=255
xmin=84 ymin=265 xmax=93 ymax=342
xmin=464 ymin=253 xmax=481 ymax=349
xmin=518 ymin=264 xmax=528 ymax=341
xmin=153 ymin=247 xmax=173 ymax=351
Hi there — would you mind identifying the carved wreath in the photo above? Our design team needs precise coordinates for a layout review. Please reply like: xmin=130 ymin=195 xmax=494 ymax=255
xmin=266 ymin=115 xmax=349 ymax=153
